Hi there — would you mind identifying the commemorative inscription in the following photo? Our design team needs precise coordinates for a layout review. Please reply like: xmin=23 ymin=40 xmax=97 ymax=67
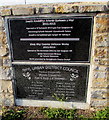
xmin=7 ymin=16 xmax=93 ymax=62
xmin=6 ymin=15 xmax=92 ymax=103
xmin=14 ymin=65 xmax=88 ymax=102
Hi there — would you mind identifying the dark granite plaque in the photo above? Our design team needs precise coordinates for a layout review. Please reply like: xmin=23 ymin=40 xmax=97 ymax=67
xmin=13 ymin=65 xmax=88 ymax=102
xmin=7 ymin=16 xmax=93 ymax=62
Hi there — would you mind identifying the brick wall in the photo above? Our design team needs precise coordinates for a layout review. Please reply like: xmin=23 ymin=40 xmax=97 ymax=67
xmin=91 ymin=13 xmax=109 ymax=108
xmin=0 ymin=2 xmax=109 ymax=111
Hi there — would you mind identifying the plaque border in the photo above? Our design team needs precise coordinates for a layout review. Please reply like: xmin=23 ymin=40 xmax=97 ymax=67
xmin=4 ymin=14 xmax=94 ymax=107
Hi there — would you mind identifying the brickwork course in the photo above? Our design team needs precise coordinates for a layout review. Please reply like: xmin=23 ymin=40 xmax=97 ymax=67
xmin=0 ymin=2 xmax=109 ymax=114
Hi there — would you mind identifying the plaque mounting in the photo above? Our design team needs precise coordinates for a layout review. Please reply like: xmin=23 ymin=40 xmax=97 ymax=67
xmin=6 ymin=15 xmax=93 ymax=104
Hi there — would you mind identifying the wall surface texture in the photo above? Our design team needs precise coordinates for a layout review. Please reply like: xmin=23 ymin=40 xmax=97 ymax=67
xmin=0 ymin=2 xmax=109 ymax=114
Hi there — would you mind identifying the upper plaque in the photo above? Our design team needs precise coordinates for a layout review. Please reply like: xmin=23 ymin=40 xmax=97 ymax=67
xmin=7 ymin=16 xmax=93 ymax=62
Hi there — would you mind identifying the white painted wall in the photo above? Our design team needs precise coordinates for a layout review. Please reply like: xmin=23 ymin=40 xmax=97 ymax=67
xmin=0 ymin=0 xmax=108 ymax=6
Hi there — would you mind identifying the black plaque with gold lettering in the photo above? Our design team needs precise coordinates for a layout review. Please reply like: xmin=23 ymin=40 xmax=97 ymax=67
xmin=14 ymin=65 xmax=88 ymax=102
xmin=7 ymin=16 xmax=93 ymax=62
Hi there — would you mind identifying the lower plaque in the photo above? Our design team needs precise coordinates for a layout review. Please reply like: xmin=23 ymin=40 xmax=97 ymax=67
xmin=13 ymin=65 xmax=89 ymax=102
